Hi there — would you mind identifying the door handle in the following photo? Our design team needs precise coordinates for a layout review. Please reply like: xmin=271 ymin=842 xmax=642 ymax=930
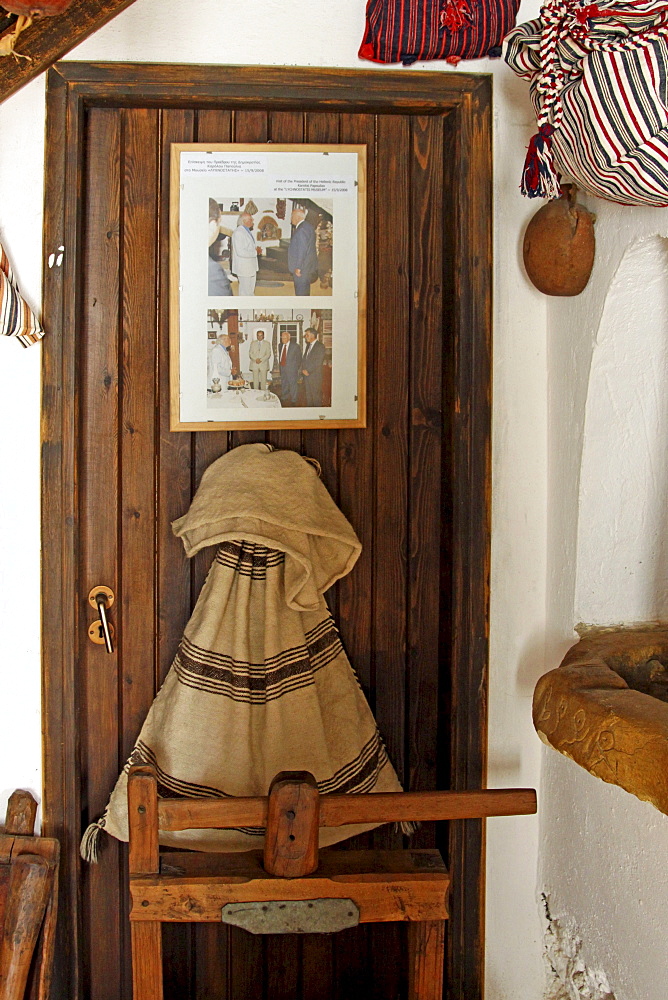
xmin=87 ymin=586 xmax=115 ymax=653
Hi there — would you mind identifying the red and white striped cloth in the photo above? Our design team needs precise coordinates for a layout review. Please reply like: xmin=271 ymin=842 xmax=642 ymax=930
xmin=505 ymin=0 xmax=668 ymax=205
xmin=359 ymin=0 xmax=520 ymax=65
xmin=0 ymin=241 xmax=44 ymax=347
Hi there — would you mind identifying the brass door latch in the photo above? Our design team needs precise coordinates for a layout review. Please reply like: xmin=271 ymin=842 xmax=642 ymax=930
xmin=87 ymin=586 xmax=115 ymax=653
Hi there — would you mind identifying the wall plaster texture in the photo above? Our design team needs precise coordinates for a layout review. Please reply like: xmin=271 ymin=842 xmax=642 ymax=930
xmin=541 ymin=892 xmax=616 ymax=1000
xmin=0 ymin=0 xmax=568 ymax=997
xmin=542 ymin=201 xmax=668 ymax=999
xmin=540 ymin=751 xmax=668 ymax=1000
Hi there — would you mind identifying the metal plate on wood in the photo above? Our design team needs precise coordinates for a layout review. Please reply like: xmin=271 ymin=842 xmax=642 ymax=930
xmin=221 ymin=898 xmax=360 ymax=935
xmin=87 ymin=585 xmax=115 ymax=609
xmin=87 ymin=619 xmax=116 ymax=646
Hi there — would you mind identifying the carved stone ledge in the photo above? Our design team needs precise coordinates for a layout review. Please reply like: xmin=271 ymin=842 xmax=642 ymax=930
xmin=533 ymin=626 xmax=668 ymax=814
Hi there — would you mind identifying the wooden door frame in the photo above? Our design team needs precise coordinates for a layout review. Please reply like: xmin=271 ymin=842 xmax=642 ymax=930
xmin=41 ymin=62 xmax=492 ymax=1000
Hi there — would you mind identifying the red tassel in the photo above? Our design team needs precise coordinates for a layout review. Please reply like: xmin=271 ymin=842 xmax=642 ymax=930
xmin=358 ymin=41 xmax=379 ymax=61
xmin=575 ymin=3 xmax=602 ymax=22
xmin=521 ymin=124 xmax=561 ymax=199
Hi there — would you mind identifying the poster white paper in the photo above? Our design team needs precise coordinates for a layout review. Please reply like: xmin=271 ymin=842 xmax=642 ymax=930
xmin=170 ymin=144 xmax=366 ymax=431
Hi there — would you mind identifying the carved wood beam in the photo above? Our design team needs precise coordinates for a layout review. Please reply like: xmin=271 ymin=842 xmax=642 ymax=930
xmin=0 ymin=0 xmax=139 ymax=104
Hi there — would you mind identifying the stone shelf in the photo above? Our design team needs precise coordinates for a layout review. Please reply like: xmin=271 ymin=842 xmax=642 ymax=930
xmin=533 ymin=626 xmax=668 ymax=814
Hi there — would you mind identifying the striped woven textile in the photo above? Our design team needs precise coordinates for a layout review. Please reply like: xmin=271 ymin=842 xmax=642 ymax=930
xmin=81 ymin=445 xmax=404 ymax=860
xmin=505 ymin=0 xmax=668 ymax=205
xmin=0 ymin=241 xmax=44 ymax=347
xmin=359 ymin=0 xmax=520 ymax=64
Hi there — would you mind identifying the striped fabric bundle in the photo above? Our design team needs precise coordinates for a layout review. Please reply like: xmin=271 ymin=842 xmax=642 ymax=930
xmin=505 ymin=0 xmax=668 ymax=205
xmin=359 ymin=0 xmax=521 ymax=65
xmin=81 ymin=444 xmax=404 ymax=860
xmin=0 ymin=241 xmax=44 ymax=347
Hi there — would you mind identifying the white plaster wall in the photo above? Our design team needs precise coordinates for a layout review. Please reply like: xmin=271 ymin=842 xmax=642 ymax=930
xmin=576 ymin=234 xmax=668 ymax=624
xmin=540 ymin=752 xmax=668 ymax=1000
xmin=0 ymin=2 xmax=548 ymax=996
xmin=0 ymin=74 xmax=46 ymax=824
xmin=546 ymin=200 xmax=668 ymax=646
xmin=542 ymin=200 xmax=668 ymax=998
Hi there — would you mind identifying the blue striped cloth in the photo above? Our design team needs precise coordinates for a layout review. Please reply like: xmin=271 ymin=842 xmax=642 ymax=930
xmin=505 ymin=0 xmax=668 ymax=205
xmin=359 ymin=0 xmax=520 ymax=65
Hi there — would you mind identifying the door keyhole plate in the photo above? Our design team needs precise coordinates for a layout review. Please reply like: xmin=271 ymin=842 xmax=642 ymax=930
xmin=88 ymin=619 xmax=116 ymax=646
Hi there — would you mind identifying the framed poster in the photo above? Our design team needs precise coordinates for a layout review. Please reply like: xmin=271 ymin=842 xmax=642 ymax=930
xmin=170 ymin=143 xmax=366 ymax=431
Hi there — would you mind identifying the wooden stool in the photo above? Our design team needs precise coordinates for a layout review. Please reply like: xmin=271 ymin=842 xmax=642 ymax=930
xmin=0 ymin=791 xmax=59 ymax=1000
xmin=127 ymin=766 xmax=536 ymax=1000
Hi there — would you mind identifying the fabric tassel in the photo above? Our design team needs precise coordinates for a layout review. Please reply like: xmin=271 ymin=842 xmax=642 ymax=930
xmin=397 ymin=820 xmax=420 ymax=836
xmin=80 ymin=818 xmax=106 ymax=863
xmin=440 ymin=0 xmax=473 ymax=32
xmin=521 ymin=124 xmax=561 ymax=199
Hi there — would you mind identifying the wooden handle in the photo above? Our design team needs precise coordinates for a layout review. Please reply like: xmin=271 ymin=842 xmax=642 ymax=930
xmin=263 ymin=771 xmax=320 ymax=877
xmin=321 ymin=788 xmax=536 ymax=827
xmin=158 ymin=787 xmax=536 ymax=832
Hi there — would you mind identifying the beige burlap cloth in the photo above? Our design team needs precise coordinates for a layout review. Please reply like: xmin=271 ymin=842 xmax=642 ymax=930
xmin=81 ymin=443 xmax=403 ymax=860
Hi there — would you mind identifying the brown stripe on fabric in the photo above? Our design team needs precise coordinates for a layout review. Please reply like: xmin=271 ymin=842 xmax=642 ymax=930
xmin=132 ymin=743 xmax=230 ymax=798
xmin=174 ymin=647 xmax=340 ymax=703
xmin=130 ymin=746 xmax=263 ymax=835
xmin=180 ymin=615 xmax=339 ymax=672
xmin=317 ymin=731 xmax=391 ymax=795
xmin=133 ymin=735 xmax=390 ymax=812
xmin=174 ymin=618 xmax=344 ymax=702
xmin=214 ymin=540 xmax=286 ymax=578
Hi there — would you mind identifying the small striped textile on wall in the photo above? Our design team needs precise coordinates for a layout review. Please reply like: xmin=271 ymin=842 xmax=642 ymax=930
xmin=359 ymin=0 xmax=521 ymax=66
xmin=0 ymin=241 xmax=44 ymax=347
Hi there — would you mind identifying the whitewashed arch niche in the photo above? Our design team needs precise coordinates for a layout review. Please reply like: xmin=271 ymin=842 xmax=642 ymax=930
xmin=575 ymin=234 xmax=668 ymax=625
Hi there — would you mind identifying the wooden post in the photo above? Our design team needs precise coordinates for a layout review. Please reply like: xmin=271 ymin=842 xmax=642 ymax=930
xmin=130 ymin=923 xmax=164 ymax=1000
xmin=1 ymin=788 xmax=60 ymax=1000
xmin=127 ymin=765 xmax=162 ymax=1000
xmin=408 ymin=921 xmax=446 ymax=1000
xmin=128 ymin=765 xmax=159 ymax=876
xmin=263 ymin=771 xmax=320 ymax=878
xmin=5 ymin=789 xmax=38 ymax=836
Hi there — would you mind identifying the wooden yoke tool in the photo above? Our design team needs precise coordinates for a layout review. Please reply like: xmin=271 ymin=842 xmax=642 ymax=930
xmin=128 ymin=765 xmax=536 ymax=1000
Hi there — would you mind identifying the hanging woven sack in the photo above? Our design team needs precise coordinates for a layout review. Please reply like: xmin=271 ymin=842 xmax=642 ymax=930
xmin=359 ymin=0 xmax=521 ymax=65
xmin=505 ymin=0 xmax=668 ymax=206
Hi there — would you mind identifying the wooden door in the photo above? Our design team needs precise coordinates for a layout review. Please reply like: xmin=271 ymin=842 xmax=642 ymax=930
xmin=42 ymin=64 xmax=491 ymax=1000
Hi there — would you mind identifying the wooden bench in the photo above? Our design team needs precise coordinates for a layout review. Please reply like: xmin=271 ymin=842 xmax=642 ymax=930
xmin=127 ymin=766 xmax=536 ymax=999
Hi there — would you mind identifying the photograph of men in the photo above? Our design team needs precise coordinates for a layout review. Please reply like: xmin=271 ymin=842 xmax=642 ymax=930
xmin=208 ymin=332 xmax=232 ymax=391
xmin=288 ymin=206 xmax=318 ymax=295
xmin=301 ymin=327 xmax=326 ymax=406
xmin=231 ymin=211 xmax=260 ymax=295
xmin=278 ymin=329 xmax=303 ymax=406
xmin=248 ymin=330 xmax=272 ymax=390
xmin=208 ymin=199 xmax=232 ymax=296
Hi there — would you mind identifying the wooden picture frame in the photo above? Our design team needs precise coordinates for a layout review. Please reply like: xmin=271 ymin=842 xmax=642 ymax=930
xmin=170 ymin=143 xmax=366 ymax=431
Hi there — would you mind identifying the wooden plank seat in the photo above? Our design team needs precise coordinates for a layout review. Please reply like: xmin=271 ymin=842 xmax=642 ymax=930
xmin=127 ymin=765 xmax=536 ymax=1000
xmin=133 ymin=849 xmax=450 ymax=925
